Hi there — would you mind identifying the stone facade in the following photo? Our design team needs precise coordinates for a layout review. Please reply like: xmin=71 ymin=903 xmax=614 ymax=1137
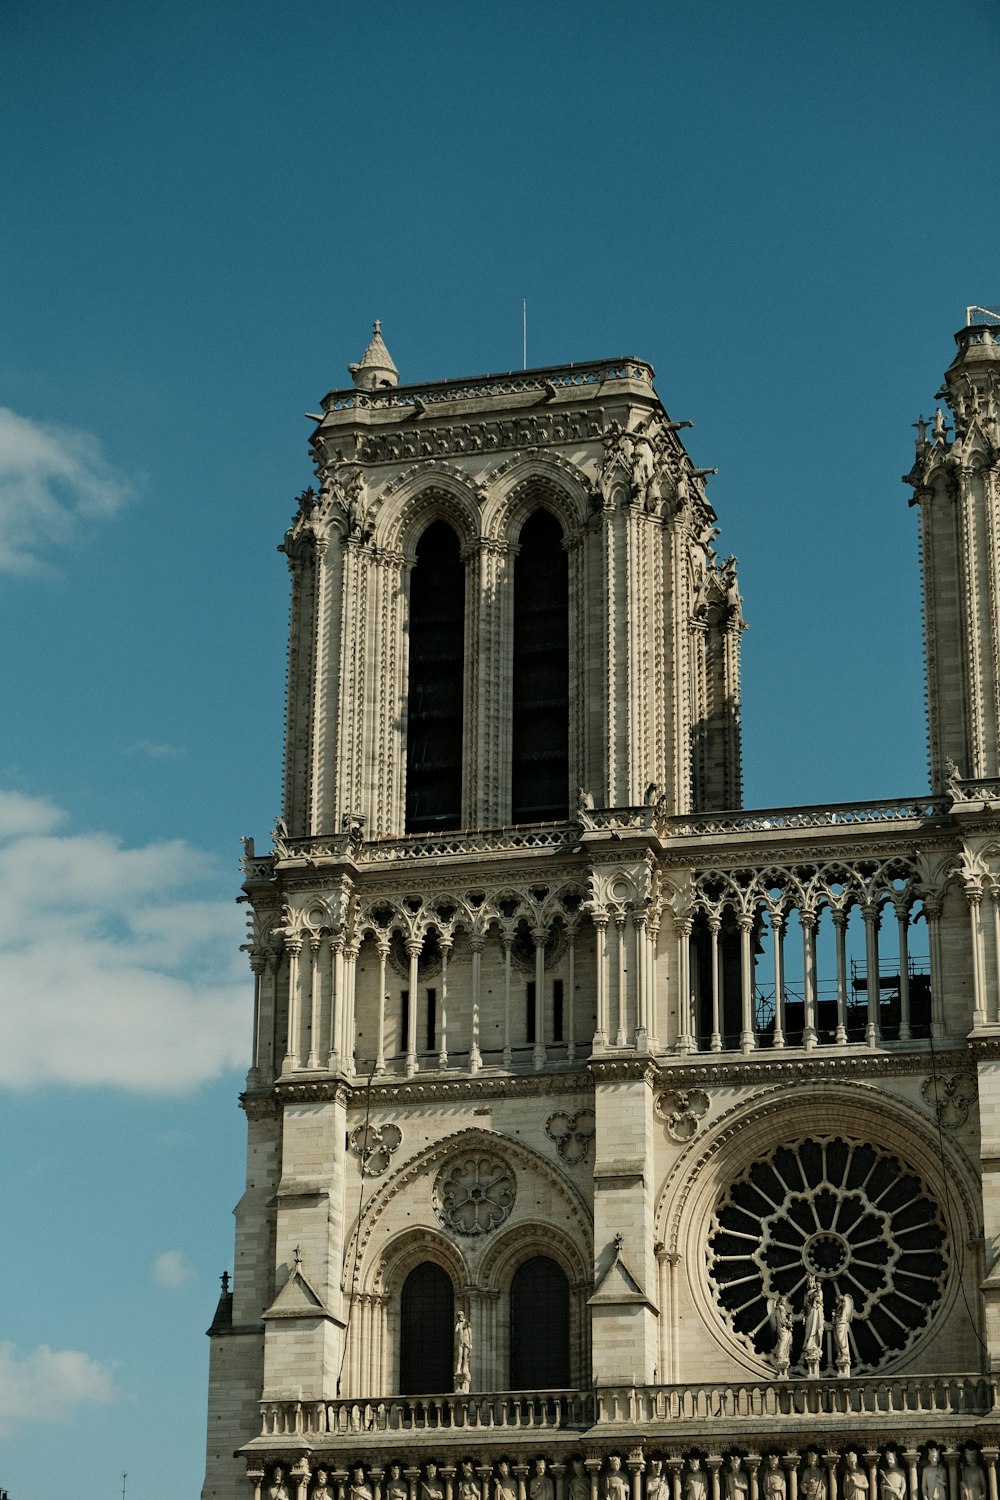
xmin=202 ymin=320 xmax=1000 ymax=1500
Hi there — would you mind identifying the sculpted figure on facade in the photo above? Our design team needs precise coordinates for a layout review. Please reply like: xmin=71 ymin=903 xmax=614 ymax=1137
xmin=312 ymin=1472 xmax=332 ymax=1500
xmin=922 ymin=1447 xmax=947 ymax=1500
xmin=832 ymin=1290 xmax=854 ymax=1376
xmin=458 ymin=1463 xmax=481 ymax=1500
xmin=422 ymin=1464 xmax=444 ymax=1500
xmin=351 ymin=1468 xmax=374 ymax=1500
xmin=879 ymin=1452 xmax=906 ymax=1500
xmin=685 ymin=1458 xmax=708 ymax=1500
xmin=646 ymin=1460 xmax=667 ymax=1500
xmin=455 ymin=1310 xmax=472 ymax=1392
xmin=387 ymin=1466 xmax=408 ymax=1500
xmin=799 ymin=1451 xmax=826 ymax=1500
xmin=606 ymin=1456 xmax=629 ymax=1500
xmin=568 ymin=1459 xmax=590 ymax=1500
xmin=843 ymin=1453 xmax=868 ymax=1500
xmin=802 ymin=1274 xmax=824 ymax=1376
xmin=724 ymin=1456 xmax=749 ymax=1500
xmin=531 ymin=1459 xmax=555 ymax=1500
xmin=960 ymin=1451 xmax=985 ymax=1500
xmin=768 ymin=1294 xmax=793 ymax=1377
xmin=763 ymin=1456 xmax=786 ymax=1500
xmin=269 ymin=1468 xmax=291 ymax=1500
xmin=496 ymin=1462 xmax=518 ymax=1500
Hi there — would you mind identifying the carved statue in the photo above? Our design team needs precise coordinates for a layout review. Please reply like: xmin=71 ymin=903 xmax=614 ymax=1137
xmin=568 ymin=1459 xmax=590 ymax=1500
xmin=387 ymin=1467 xmax=408 ymax=1500
xmin=763 ymin=1457 xmax=786 ymax=1500
xmin=606 ymin=1457 xmax=629 ymax=1500
xmin=454 ymin=1310 xmax=472 ymax=1392
xmin=351 ymin=1469 xmax=374 ymax=1500
xmin=832 ymin=1290 xmax=854 ymax=1375
xmin=799 ymin=1451 xmax=827 ymax=1500
xmin=312 ymin=1472 xmax=332 ymax=1500
xmin=458 ymin=1462 xmax=481 ymax=1500
xmin=531 ymin=1459 xmax=555 ymax=1500
xmin=685 ymin=1459 xmax=708 ymax=1500
xmin=768 ymin=1293 xmax=793 ymax=1377
xmin=802 ymin=1273 xmax=824 ymax=1375
xmin=269 ymin=1468 xmax=291 ymax=1500
xmin=724 ymin=1456 xmax=749 ymax=1500
xmin=961 ymin=1451 xmax=986 ymax=1500
xmin=271 ymin=816 xmax=289 ymax=857
xmin=922 ymin=1448 xmax=947 ymax=1500
xmin=646 ymin=1460 xmax=667 ymax=1500
xmin=843 ymin=1453 xmax=868 ymax=1500
xmin=422 ymin=1464 xmax=444 ymax=1500
xmin=577 ymin=787 xmax=596 ymax=827
xmin=879 ymin=1452 xmax=907 ymax=1500
xmin=496 ymin=1463 xmax=518 ymax=1500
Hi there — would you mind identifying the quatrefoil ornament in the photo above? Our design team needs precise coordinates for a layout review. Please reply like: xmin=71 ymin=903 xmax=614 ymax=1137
xmin=349 ymin=1122 xmax=403 ymax=1176
xmin=545 ymin=1108 xmax=596 ymax=1164
xmin=655 ymin=1087 xmax=710 ymax=1142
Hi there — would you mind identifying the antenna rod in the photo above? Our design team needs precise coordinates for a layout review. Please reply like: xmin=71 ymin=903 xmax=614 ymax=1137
xmin=523 ymin=300 xmax=526 ymax=371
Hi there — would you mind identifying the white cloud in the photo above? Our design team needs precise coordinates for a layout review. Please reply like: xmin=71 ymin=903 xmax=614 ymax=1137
xmin=0 ymin=790 xmax=250 ymax=1092
xmin=130 ymin=739 xmax=181 ymax=758
xmin=0 ymin=1342 xmax=115 ymax=1432
xmin=0 ymin=407 xmax=133 ymax=573
xmin=153 ymin=1250 xmax=196 ymax=1290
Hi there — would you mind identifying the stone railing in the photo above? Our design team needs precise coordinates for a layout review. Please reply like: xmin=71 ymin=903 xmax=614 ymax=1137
xmin=593 ymin=1375 xmax=996 ymax=1425
xmin=669 ymin=797 xmax=948 ymax=840
xmin=260 ymin=1390 xmax=594 ymax=1438
xmin=257 ymin=1378 xmax=994 ymax=1443
xmin=320 ymin=360 xmax=655 ymax=413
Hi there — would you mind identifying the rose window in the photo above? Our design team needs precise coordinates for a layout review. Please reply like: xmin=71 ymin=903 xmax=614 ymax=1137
xmin=707 ymin=1136 xmax=948 ymax=1373
xmin=434 ymin=1152 xmax=515 ymax=1236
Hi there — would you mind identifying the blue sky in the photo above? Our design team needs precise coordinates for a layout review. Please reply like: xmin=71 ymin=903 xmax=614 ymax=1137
xmin=1 ymin=2 xmax=998 ymax=1495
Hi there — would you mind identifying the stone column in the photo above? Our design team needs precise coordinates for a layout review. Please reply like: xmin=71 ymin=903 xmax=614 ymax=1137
xmin=249 ymin=952 xmax=265 ymax=1083
xmin=405 ymin=937 xmax=420 ymax=1076
xmin=248 ymin=1466 xmax=265 ymax=1500
xmin=746 ymin=1457 xmax=761 ymax=1500
xmin=470 ymin=935 xmax=484 ymax=1072
xmin=628 ymin=1454 xmax=646 ymax=1500
xmin=439 ymin=936 xmax=451 ymax=1068
xmin=593 ymin=914 xmax=609 ymax=1049
xmin=895 ymin=899 xmax=912 ymax=1040
xmin=823 ymin=1455 xmax=838 ymax=1500
xmin=772 ymin=912 xmax=788 ymax=1048
xmin=706 ymin=1458 xmax=722 ymax=1500
xmin=945 ymin=1450 xmax=960 ymax=1500
xmin=801 ymin=908 xmax=818 ymax=1049
xmin=342 ymin=939 xmax=359 ymax=1076
xmin=862 ymin=902 xmax=882 ymax=1045
xmin=306 ymin=934 xmax=322 ymax=1068
xmin=709 ymin=917 xmax=722 ymax=1051
xmin=739 ymin=912 xmax=755 ymax=1053
xmin=832 ymin=909 xmax=848 ymax=1043
xmin=615 ymin=912 xmax=628 ymax=1046
xmin=676 ymin=915 xmax=694 ymax=1053
xmin=502 ymin=934 xmax=513 ymax=1066
xmin=634 ymin=911 xmax=649 ymax=1050
xmin=981 ymin=1449 xmax=998 ymax=1500
xmin=327 ymin=934 xmax=343 ymax=1070
xmin=533 ymin=927 xmax=548 ymax=1069
xmin=783 ymin=1457 xmax=800 ymax=1500
xmin=375 ymin=941 xmax=388 ymax=1073
xmin=284 ymin=934 xmax=303 ymax=1071
xmin=665 ymin=1459 xmax=683 ymax=1500
xmin=566 ymin=926 xmax=577 ymax=1062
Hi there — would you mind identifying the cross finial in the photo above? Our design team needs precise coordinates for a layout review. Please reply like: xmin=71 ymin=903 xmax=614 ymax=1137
xmin=373 ymin=319 xmax=381 ymax=335
xmin=220 ymin=1270 xmax=230 ymax=1294
xmin=614 ymin=1232 xmax=624 ymax=1255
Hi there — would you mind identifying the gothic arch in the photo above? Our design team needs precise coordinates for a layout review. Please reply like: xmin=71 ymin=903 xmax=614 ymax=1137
xmin=342 ymin=1126 xmax=592 ymax=1295
xmin=370 ymin=1224 xmax=469 ymax=1300
xmin=477 ymin=1219 xmax=590 ymax=1290
xmin=654 ymin=1080 xmax=980 ymax=1378
xmin=374 ymin=468 xmax=482 ymax=558
xmin=482 ymin=453 xmax=591 ymax=543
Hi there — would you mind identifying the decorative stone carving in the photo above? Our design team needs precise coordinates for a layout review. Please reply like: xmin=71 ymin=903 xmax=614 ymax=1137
xmin=799 ymin=1452 xmax=826 ymax=1500
xmin=767 ymin=1293 xmax=793 ymax=1377
xmin=647 ymin=1460 xmax=667 ymax=1500
xmin=311 ymin=1471 xmax=332 ymax=1500
xmin=842 ymin=1454 xmax=867 ymax=1500
xmin=762 ymin=1456 xmax=786 ymax=1500
xmin=922 ymin=1448 xmax=947 ymax=1500
xmin=961 ymin=1451 xmax=986 ymax=1500
xmin=269 ymin=1468 xmax=291 ymax=1500
xmin=454 ymin=1310 xmax=472 ymax=1392
xmin=724 ymin=1456 xmax=749 ymax=1500
xmin=922 ymin=1073 xmax=977 ymax=1127
xmin=458 ymin=1462 xmax=481 ymax=1500
xmin=879 ymin=1454 xmax=906 ymax=1500
xmin=546 ymin=1108 xmax=597 ymax=1163
xmin=349 ymin=1122 xmax=403 ymax=1176
xmin=708 ymin=1135 xmax=948 ymax=1374
xmin=655 ymin=1087 xmax=710 ymax=1142
xmin=387 ymin=1465 xmax=408 ymax=1500
xmin=422 ymin=1464 xmax=444 ymax=1500
xmin=496 ymin=1463 xmax=518 ymax=1500
xmin=530 ymin=1460 xmax=555 ymax=1500
xmin=605 ymin=1458 xmax=628 ymax=1500
xmin=832 ymin=1289 xmax=853 ymax=1376
xmin=684 ymin=1459 xmax=708 ymax=1500
xmin=433 ymin=1150 xmax=516 ymax=1235
xmin=350 ymin=1468 xmax=374 ymax=1500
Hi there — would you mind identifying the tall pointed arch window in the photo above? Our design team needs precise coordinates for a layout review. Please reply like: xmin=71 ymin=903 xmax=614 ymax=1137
xmin=511 ymin=509 xmax=569 ymax=822
xmin=399 ymin=1261 xmax=454 ymax=1394
xmin=510 ymin=1255 xmax=570 ymax=1389
xmin=406 ymin=520 xmax=465 ymax=833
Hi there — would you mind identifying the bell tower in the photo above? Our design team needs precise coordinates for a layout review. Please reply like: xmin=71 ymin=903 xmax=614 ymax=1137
xmin=906 ymin=313 xmax=1000 ymax=792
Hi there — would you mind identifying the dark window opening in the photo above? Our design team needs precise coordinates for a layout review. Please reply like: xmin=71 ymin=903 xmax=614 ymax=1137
xmin=526 ymin=981 xmax=536 ymax=1044
xmin=510 ymin=1256 xmax=570 ymax=1390
xmin=406 ymin=521 xmax=465 ymax=833
xmin=400 ymin=1262 xmax=454 ymax=1394
xmin=426 ymin=987 xmax=437 ymax=1053
xmin=400 ymin=990 xmax=409 ymax=1053
xmin=552 ymin=979 xmax=563 ymax=1042
xmin=512 ymin=510 xmax=569 ymax=822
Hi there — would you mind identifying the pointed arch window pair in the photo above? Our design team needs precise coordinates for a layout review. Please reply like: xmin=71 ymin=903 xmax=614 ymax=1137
xmin=405 ymin=511 xmax=569 ymax=833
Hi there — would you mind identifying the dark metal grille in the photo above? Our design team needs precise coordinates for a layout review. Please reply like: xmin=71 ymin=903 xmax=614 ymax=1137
xmin=399 ymin=1262 xmax=454 ymax=1395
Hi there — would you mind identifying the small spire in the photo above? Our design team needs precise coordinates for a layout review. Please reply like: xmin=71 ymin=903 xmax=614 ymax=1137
xmin=348 ymin=320 xmax=399 ymax=391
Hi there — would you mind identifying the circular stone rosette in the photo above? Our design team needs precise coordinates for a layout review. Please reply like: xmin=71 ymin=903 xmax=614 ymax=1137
xmin=433 ymin=1150 xmax=516 ymax=1236
xmin=707 ymin=1135 xmax=948 ymax=1373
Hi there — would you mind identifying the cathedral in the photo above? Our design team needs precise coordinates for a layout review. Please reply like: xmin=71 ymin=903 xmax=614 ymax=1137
xmin=201 ymin=317 xmax=1000 ymax=1500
